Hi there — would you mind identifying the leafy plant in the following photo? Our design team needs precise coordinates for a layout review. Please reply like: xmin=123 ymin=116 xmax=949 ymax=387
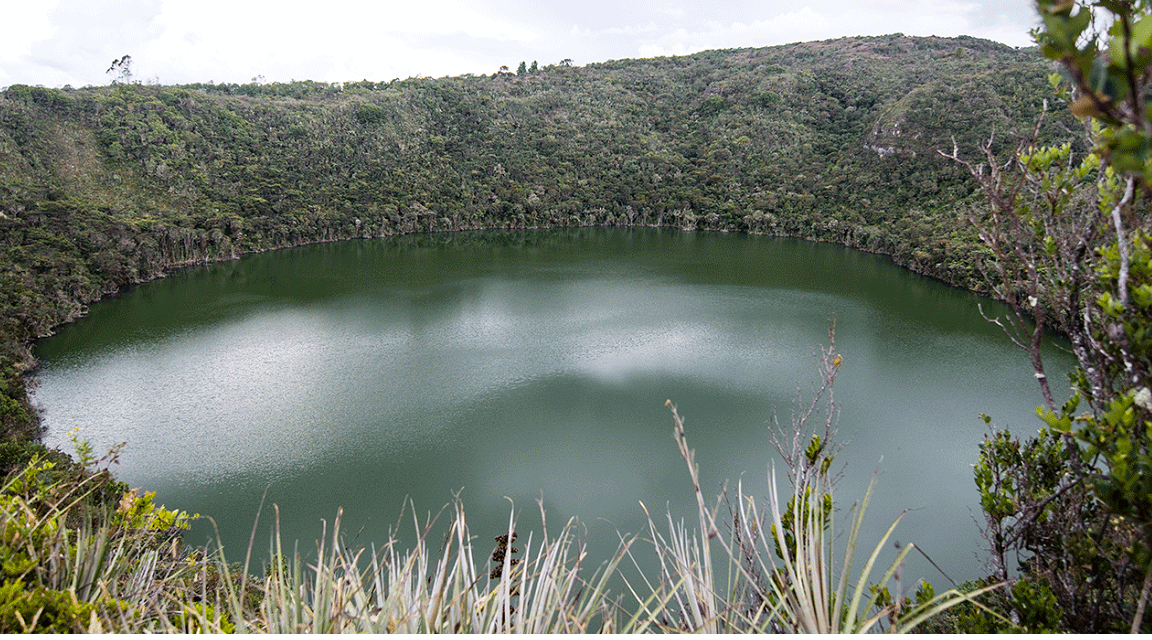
xmin=0 ymin=580 xmax=103 ymax=633
xmin=111 ymin=488 xmax=197 ymax=533
xmin=948 ymin=1 xmax=1152 ymax=631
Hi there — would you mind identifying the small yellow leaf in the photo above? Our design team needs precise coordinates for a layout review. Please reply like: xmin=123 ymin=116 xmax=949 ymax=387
xmin=1071 ymin=93 xmax=1108 ymax=118
xmin=118 ymin=488 xmax=139 ymax=514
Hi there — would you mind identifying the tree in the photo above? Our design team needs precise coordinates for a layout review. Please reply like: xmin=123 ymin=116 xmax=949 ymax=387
xmin=946 ymin=0 xmax=1152 ymax=632
xmin=106 ymin=55 xmax=134 ymax=85
xmin=516 ymin=61 xmax=527 ymax=77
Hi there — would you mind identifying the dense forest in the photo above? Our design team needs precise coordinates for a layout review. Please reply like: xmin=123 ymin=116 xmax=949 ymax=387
xmin=0 ymin=34 xmax=1074 ymax=444
xmin=9 ymin=21 xmax=1151 ymax=631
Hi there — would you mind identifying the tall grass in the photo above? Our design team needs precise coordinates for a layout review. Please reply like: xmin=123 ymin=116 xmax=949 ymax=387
xmin=247 ymin=498 xmax=639 ymax=633
xmin=1 ymin=334 xmax=1008 ymax=632
xmin=641 ymin=332 xmax=1005 ymax=633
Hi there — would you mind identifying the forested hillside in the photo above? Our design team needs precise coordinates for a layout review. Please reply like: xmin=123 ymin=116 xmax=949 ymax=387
xmin=1 ymin=34 xmax=1072 ymax=442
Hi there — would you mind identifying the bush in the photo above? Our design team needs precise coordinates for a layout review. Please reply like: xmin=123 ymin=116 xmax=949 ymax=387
xmin=0 ymin=580 xmax=101 ymax=632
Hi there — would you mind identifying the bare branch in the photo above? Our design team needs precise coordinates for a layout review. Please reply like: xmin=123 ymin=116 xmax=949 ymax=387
xmin=1111 ymin=175 xmax=1136 ymax=308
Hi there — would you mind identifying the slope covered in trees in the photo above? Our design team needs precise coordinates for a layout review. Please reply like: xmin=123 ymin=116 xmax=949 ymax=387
xmin=1 ymin=34 xmax=1070 ymax=442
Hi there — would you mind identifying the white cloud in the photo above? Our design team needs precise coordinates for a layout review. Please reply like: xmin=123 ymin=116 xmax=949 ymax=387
xmin=3 ymin=0 xmax=58 ymax=53
xmin=1 ymin=0 xmax=1042 ymax=88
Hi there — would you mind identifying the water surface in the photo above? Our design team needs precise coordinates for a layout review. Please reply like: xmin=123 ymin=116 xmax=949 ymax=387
xmin=33 ymin=228 xmax=1072 ymax=587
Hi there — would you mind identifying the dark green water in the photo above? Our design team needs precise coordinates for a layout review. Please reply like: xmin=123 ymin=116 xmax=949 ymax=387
xmin=33 ymin=227 xmax=1071 ymax=588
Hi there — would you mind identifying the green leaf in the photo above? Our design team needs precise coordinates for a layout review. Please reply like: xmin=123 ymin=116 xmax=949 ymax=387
xmin=1132 ymin=13 xmax=1152 ymax=51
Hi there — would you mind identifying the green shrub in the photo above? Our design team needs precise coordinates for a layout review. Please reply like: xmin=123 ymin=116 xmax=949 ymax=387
xmin=354 ymin=103 xmax=387 ymax=125
xmin=0 ymin=580 xmax=99 ymax=633
xmin=0 ymin=442 xmax=51 ymax=478
xmin=916 ymin=577 xmax=1062 ymax=634
xmin=111 ymin=487 xmax=197 ymax=532
xmin=172 ymin=601 xmax=235 ymax=634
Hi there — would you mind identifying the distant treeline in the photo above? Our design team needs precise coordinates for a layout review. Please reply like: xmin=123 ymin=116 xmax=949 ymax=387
xmin=0 ymin=33 xmax=1076 ymax=443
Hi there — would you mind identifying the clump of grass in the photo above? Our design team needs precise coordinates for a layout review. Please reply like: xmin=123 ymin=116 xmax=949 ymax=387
xmin=635 ymin=331 xmax=1009 ymax=633
xmin=249 ymin=498 xmax=636 ymax=633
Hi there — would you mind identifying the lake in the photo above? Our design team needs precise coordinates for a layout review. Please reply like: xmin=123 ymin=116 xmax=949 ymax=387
xmin=32 ymin=227 xmax=1071 ymax=590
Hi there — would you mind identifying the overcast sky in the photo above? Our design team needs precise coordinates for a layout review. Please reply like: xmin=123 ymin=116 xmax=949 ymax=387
xmin=2 ymin=0 xmax=1041 ymax=89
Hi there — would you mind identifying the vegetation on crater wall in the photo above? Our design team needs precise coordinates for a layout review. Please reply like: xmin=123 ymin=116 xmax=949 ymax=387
xmin=0 ymin=35 xmax=1074 ymax=444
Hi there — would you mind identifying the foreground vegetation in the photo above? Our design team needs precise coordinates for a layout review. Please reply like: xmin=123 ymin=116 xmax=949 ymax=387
xmin=3 ymin=0 xmax=1152 ymax=632
xmin=940 ymin=0 xmax=1152 ymax=632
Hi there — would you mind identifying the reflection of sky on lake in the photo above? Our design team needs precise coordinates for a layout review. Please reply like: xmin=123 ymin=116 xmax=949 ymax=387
xmin=40 ymin=277 xmax=830 ymax=483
